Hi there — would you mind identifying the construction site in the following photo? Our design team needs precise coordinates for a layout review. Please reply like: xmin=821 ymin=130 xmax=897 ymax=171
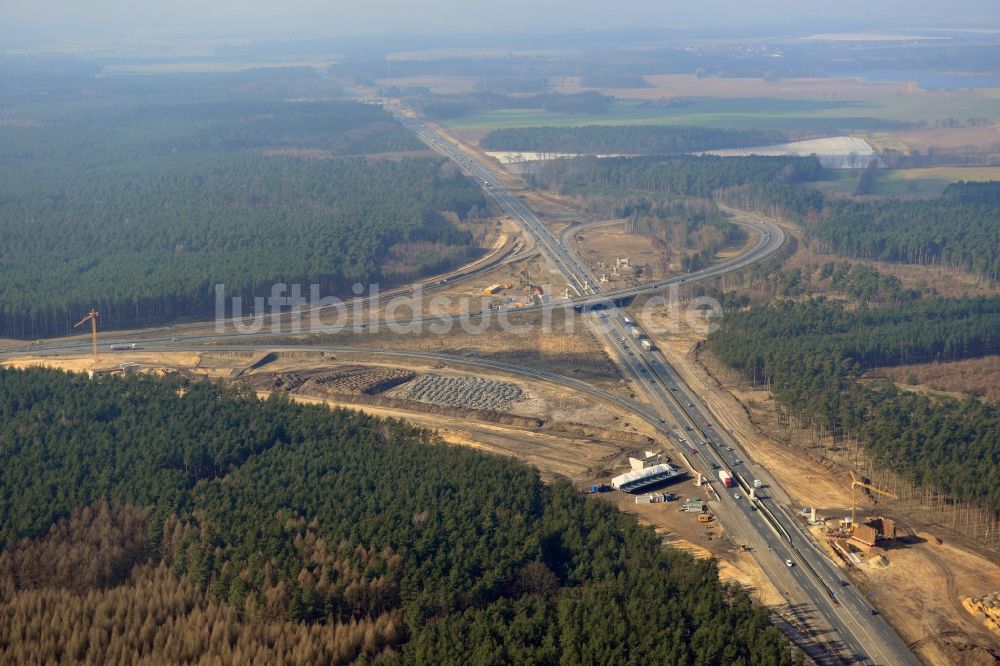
xmin=639 ymin=299 xmax=1000 ymax=665
xmin=7 ymin=102 xmax=1000 ymax=666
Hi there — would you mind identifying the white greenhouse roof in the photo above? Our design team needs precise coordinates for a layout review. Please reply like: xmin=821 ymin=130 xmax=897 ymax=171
xmin=697 ymin=136 xmax=883 ymax=169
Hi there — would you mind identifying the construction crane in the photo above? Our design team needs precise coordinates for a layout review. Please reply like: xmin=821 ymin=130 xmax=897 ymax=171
xmin=74 ymin=309 xmax=99 ymax=367
xmin=850 ymin=470 xmax=898 ymax=525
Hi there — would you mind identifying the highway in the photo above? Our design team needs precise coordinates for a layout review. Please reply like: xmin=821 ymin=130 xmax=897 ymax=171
xmin=395 ymin=116 xmax=918 ymax=666
xmin=0 ymin=111 xmax=918 ymax=665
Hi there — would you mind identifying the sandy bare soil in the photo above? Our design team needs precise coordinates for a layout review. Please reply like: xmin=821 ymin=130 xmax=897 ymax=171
xmin=4 ymin=352 xmax=205 ymax=375
xmin=620 ymin=493 xmax=787 ymax=603
xmin=781 ymin=241 xmax=997 ymax=299
xmin=878 ymin=356 xmax=1000 ymax=403
xmin=569 ymin=221 xmax=672 ymax=287
xmin=640 ymin=317 xmax=1000 ymax=665
xmin=4 ymin=348 xmax=781 ymax=591
xmin=859 ymin=536 xmax=1000 ymax=665
xmin=277 ymin=391 xmax=627 ymax=482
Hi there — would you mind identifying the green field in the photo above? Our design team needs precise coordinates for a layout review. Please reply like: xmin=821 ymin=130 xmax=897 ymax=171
xmin=809 ymin=166 xmax=1000 ymax=197
xmin=445 ymin=96 xmax=1000 ymax=132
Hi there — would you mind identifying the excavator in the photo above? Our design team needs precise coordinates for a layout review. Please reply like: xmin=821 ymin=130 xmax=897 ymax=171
xmin=850 ymin=470 xmax=898 ymax=526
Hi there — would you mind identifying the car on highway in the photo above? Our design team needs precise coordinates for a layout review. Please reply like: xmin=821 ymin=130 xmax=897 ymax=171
xmin=687 ymin=402 xmax=694 ymax=407
xmin=734 ymin=459 xmax=743 ymax=465
xmin=670 ymin=386 xmax=678 ymax=391
xmin=689 ymin=447 xmax=697 ymax=454
xmin=785 ymin=559 xmax=794 ymax=567
xmin=869 ymin=609 xmax=879 ymax=615
xmin=726 ymin=446 xmax=734 ymax=451
xmin=705 ymin=422 xmax=712 ymax=428
xmin=733 ymin=494 xmax=740 ymax=500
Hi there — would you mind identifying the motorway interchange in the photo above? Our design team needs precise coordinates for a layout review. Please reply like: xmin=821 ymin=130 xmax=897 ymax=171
xmin=396 ymin=117 xmax=918 ymax=666
xmin=2 ymin=114 xmax=919 ymax=665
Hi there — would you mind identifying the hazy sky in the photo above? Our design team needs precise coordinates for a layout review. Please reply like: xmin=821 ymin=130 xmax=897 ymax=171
xmin=2 ymin=0 xmax=998 ymax=44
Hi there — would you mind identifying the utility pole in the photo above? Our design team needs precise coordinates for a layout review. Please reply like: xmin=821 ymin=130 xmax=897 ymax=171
xmin=74 ymin=309 xmax=99 ymax=367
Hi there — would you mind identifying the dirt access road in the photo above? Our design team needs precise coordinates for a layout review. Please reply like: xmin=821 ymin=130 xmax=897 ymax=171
xmin=641 ymin=316 xmax=1000 ymax=665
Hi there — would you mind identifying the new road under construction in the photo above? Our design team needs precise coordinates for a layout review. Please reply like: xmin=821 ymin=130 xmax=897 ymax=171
xmin=1 ymin=111 xmax=921 ymax=666
xmin=391 ymin=113 xmax=919 ymax=666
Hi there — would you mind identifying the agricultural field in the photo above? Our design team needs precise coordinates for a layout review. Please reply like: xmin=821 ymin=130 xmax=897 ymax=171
xmin=443 ymin=94 xmax=1000 ymax=134
xmin=551 ymin=73 xmax=946 ymax=103
xmin=809 ymin=166 xmax=1000 ymax=197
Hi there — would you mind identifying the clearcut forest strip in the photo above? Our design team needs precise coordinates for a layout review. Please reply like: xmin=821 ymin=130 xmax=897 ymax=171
xmin=733 ymin=178 xmax=1000 ymax=283
xmin=707 ymin=297 xmax=1000 ymax=512
xmin=0 ymin=100 xmax=484 ymax=338
xmin=0 ymin=367 xmax=795 ymax=665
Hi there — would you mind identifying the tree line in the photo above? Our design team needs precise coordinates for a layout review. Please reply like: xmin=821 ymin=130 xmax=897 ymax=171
xmin=530 ymin=154 xmax=824 ymax=199
xmin=0 ymin=100 xmax=483 ymax=338
xmin=534 ymin=153 xmax=1000 ymax=284
xmin=0 ymin=367 xmax=796 ymax=664
xmin=708 ymin=297 xmax=1000 ymax=511
xmin=480 ymin=125 xmax=787 ymax=155
xmin=810 ymin=182 xmax=1000 ymax=282
xmin=730 ymin=179 xmax=1000 ymax=283
xmin=405 ymin=91 xmax=615 ymax=119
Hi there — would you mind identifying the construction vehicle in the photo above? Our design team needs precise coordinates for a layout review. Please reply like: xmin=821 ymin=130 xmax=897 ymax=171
xmin=850 ymin=471 xmax=898 ymax=526
xmin=481 ymin=284 xmax=503 ymax=296
xmin=74 ymin=309 xmax=99 ymax=367
xmin=697 ymin=513 xmax=713 ymax=523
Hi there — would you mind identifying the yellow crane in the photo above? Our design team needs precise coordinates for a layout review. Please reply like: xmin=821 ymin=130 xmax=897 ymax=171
xmin=850 ymin=470 xmax=898 ymax=525
xmin=74 ymin=309 xmax=99 ymax=367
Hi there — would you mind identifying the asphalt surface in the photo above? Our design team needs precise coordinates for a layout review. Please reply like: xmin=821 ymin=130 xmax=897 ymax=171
xmin=0 ymin=113 xmax=920 ymax=665
xmin=397 ymin=117 xmax=918 ymax=666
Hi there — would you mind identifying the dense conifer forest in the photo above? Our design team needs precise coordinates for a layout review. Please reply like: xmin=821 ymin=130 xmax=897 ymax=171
xmin=530 ymin=154 xmax=824 ymax=200
xmin=532 ymin=153 xmax=1000 ymax=283
xmin=480 ymin=125 xmax=787 ymax=155
xmin=0 ymin=367 xmax=795 ymax=664
xmin=803 ymin=182 xmax=1000 ymax=282
xmin=708 ymin=297 xmax=1000 ymax=511
xmin=0 ymin=99 xmax=484 ymax=338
